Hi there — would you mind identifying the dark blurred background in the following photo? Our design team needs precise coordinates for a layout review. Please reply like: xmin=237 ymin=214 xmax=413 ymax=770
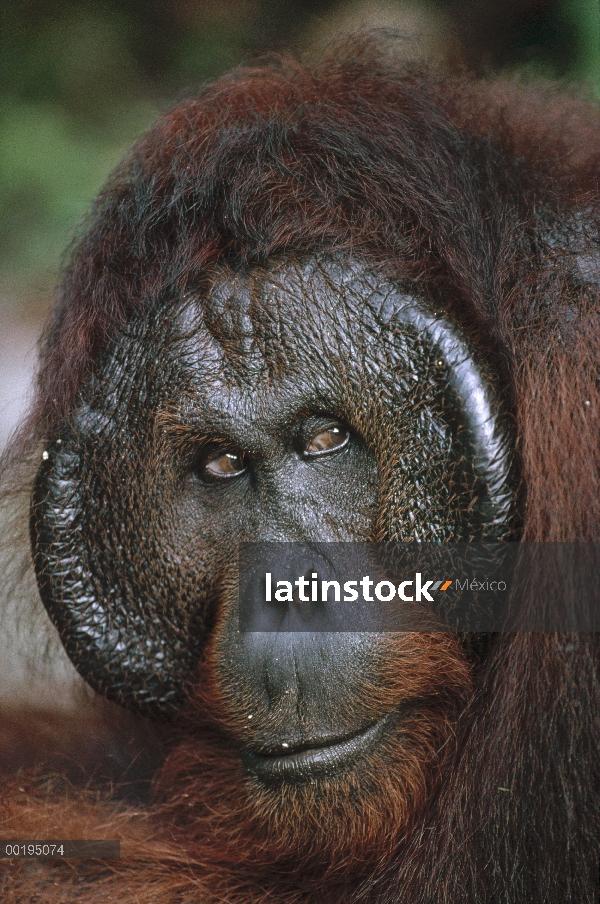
xmin=1 ymin=0 xmax=599 ymax=446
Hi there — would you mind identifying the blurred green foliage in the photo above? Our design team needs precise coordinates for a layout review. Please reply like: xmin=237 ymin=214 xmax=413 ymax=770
xmin=0 ymin=0 xmax=598 ymax=307
xmin=0 ymin=0 xmax=341 ymax=301
xmin=566 ymin=0 xmax=600 ymax=85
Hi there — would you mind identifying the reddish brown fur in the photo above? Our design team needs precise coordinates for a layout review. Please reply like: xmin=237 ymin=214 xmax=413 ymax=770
xmin=2 ymin=35 xmax=600 ymax=903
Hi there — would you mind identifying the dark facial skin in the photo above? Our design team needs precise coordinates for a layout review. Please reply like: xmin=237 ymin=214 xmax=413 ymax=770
xmin=31 ymin=256 xmax=515 ymax=823
xmin=172 ymin=263 xmax=380 ymax=549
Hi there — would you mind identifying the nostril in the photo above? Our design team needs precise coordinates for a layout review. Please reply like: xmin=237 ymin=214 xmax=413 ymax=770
xmin=291 ymin=570 xmax=325 ymax=617
xmin=263 ymin=567 xmax=327 ymax=626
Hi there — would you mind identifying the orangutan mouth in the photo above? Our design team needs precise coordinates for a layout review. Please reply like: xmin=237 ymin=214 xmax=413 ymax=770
xmin=242 ymin=716 xmax=392 ymax=782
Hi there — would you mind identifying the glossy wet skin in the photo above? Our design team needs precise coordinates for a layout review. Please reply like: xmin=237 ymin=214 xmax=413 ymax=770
xmin=32 ymin=256 xmax=514 ymax=791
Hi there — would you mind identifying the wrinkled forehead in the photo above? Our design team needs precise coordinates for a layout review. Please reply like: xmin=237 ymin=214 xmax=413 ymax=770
xmin=177 ymin=256 xmax=398 ymax=390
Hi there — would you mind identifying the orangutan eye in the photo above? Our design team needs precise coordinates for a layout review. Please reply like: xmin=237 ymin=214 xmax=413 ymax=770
xmin=203 ymin=450 xmax=248 ymax=480
xmin=304 ymin=425 xmax=350 ymax=457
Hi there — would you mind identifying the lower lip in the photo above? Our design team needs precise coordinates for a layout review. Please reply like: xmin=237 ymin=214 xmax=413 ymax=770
xmin=242 ymin=717 xmax=391 ymax=782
